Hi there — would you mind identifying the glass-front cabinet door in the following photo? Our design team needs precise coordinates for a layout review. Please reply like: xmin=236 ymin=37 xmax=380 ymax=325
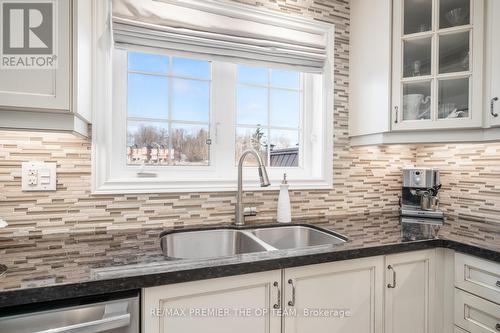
xmin=486 ymin=0 xmax=500 ymax=127
xmin=392 ymin=0 xmax=484 ymax=130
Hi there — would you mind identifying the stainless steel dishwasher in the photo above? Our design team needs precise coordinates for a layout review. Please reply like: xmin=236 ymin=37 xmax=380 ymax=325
xmin=0 ymin=291 xmax=139 ymax=333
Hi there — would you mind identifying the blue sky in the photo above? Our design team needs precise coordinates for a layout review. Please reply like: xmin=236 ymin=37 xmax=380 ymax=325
xmin=127 ymin=51 xmax=301 ymax=129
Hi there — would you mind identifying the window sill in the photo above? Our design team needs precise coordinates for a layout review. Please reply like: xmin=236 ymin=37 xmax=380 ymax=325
xmin=92 ymin=177 xmax=333 ymax=194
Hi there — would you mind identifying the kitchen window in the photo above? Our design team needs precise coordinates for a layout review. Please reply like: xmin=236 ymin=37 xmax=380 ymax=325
xmin=126 ymin=52 xmax=211 ymax=166
xmin=93 ymin=0 xmax=334 ymax=193
xmin=124 ymin=54 xmax=305 ymax=169
xmin=236 ymin=65 xmax=303 ymax=167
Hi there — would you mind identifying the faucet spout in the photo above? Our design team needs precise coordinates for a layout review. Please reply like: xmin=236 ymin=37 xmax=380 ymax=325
xmin=235 ymin=149 xmax=271 ymax=226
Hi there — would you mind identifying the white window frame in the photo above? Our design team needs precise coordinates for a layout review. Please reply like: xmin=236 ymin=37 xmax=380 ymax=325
xmin=92 ymin=1 xmax=334 ymax=194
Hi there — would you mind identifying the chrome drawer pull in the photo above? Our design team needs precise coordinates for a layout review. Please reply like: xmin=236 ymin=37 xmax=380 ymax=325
xmin=273 ymin=281 xmax=281 ymax=309
xmin=387 ymin=265 xmax=397 ymax=289
xmin=495 ymin=323 xmax=500 ymax=332
xmin=288 ymin=279 xmax=296 ymax=307
xmin=496 ymin=281 xmax=500 ymax=288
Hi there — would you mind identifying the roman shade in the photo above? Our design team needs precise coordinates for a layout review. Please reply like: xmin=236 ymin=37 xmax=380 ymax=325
xmin=111 ymin=0 xmax=331 ymax=72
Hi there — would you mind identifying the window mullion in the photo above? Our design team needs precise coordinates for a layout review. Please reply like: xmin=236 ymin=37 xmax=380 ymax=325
xmin=115 ymin=49 xmax=129 ymax=176
xmin=167 ymin=56 xmax=173 ymax=165
xmin=299 ymin=72 xmax=305 ymax=168
xmin=267 ymin=69 xmax=272 ymax=166
xmin=306 ymin=73 xmax=322 ymax=177
xmin=212 ymin=61 xmax=237 ymax=177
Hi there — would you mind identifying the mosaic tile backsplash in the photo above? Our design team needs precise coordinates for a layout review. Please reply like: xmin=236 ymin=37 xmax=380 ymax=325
xmin=416 ymin=144 xmax=500 ymax=249
xmin=0 ymin=0 xmax=498 ymax=248
xmin=0 ymin=131 xmax=417 ymax=235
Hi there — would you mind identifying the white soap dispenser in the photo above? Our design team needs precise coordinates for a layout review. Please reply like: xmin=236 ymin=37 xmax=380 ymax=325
xmin=277 ymin=173 xmax=292 ymax=223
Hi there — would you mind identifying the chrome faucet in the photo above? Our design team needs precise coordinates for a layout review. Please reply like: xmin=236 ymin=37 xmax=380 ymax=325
xmin=235 ymin=149 xmax=271 ymax=226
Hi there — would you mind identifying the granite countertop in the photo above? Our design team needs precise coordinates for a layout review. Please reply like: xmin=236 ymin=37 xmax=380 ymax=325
xmin=0 ymin=212 xmax=499 ymax=309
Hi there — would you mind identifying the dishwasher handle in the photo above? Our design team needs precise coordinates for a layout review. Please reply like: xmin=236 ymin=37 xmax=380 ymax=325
xmin=34 ymin=313 xmax=131 ymax=333
xmin=34 ymin=300 xmax=132 ymax=333
xmin=34 ymin=313 xmax=130 ymax=333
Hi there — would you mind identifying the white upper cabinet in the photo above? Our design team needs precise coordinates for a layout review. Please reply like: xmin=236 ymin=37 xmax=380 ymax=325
xmin=349 ymin=0 xmax=495 ymax=145
xmin=0 ymin=0 xmax=93 ymax=137
xmin=485 ymin=0 xmax=500 ymax=128
xmin=0 ymin=0 xmax=70 ymax=111
xmin=349 ymin=0 xmax=392 ymax=137
xmin=392 ymin=0 xmax=484 ymax=131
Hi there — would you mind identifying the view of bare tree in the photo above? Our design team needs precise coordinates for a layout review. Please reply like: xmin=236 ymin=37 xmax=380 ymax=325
xmin=128 ymin=125 xmax=209 ymax=165
xmin=251 ymin=127 xmax=267 ymax=153
xmin=128 ymin=125 xmax=168 ymax=147
xmin=235 ymin=127 xmax=268 ymax=165
xmin=171 ymin=127 xmax=209 ymax=163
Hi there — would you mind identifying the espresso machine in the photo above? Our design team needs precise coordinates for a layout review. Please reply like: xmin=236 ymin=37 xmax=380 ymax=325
xmin=400 ymin=168 xmax=444 ymax=240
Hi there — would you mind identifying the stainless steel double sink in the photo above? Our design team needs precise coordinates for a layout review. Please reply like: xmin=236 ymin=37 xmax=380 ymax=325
xmin=160 ymin=224 xmax=347 ymax=260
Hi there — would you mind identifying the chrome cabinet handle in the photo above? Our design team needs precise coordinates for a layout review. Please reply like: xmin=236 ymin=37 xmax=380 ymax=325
xmin=496 ymin=281 xmax=500 ymax=288
xmin=495 ymin=323 xmax=500 ymax=332
xmin=273 ymin=281 xmax=281 ymax=309
xmin=492 ymin=97 xmax=499 ymax=117
xmin=387 ymin=265 xmax=397 ymax=289
xmin=394 ymin=106 xmax=399 ymax=123
xmin=34 ymin=313 xmax=130 ymax=333
xmin=288 ymin=279 xmax=296 ymax=307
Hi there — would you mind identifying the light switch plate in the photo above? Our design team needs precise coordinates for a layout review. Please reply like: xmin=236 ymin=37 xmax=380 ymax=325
xmin=21 ymin=162 xmax=57 ymax=191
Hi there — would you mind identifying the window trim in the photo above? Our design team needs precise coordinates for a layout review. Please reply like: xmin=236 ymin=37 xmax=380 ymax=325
xmin=92 ymin=2 xmax=335 ymax=194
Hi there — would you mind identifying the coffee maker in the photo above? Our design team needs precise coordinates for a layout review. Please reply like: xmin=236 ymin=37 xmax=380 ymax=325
xmin=400 ymin=167 xmax=444 ymax=219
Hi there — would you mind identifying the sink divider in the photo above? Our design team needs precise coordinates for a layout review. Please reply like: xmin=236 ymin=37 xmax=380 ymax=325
xmin=240 ymin=230 xmax=278 ymax=252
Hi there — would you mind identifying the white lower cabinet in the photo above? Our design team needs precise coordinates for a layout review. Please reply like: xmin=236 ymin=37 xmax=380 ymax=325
xmin=454 ymin=289 xmax=500 ymax=333
xmin=142 ymin=251 xmax=444 ymax=333
xmin=283 ymin=256 xmax=384 ymax=333
xmin=143 ymin=256 xmax=385 ymax=333
xmin=454 ymin=253 xmax=500 ymax=333
xmin=384 ymin=249 xmax=437 ymax=333
xmin=142 ymin=270 xmax=282 ymax=333
xmin=455 ymin=253 xmax=500 ymax=304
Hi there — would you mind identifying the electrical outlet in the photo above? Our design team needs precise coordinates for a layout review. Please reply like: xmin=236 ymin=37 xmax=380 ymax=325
xmin=22 ymin=162 xmax=57 ymax=191
xmin=28 ymin=175 xmax=38 ymax=185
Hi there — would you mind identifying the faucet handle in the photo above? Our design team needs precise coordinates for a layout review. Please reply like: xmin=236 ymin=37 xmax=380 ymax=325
xmin=243 ymin=207 xmax=257 ymax=217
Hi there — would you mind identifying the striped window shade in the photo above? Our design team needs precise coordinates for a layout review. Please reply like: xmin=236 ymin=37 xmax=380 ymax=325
xmin=111 ymin=0 xmax=333 ymax=72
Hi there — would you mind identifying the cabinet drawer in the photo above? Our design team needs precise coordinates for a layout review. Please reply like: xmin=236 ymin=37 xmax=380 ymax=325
xmin=454 ymin=289 xmax=500 ymax=333
xmin=455 ymin=253 xmax=500 ymax=304
xmin=455 ymin=326 xmax=469 ymax=333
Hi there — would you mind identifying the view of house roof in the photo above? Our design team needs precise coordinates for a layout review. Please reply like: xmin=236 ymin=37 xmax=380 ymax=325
xmin=270 ymin=147 xmax=298 ymax=167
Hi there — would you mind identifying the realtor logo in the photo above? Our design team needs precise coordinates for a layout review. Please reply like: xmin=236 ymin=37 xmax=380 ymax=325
xmin=1 ymin=0 xmax=57 ymax=69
